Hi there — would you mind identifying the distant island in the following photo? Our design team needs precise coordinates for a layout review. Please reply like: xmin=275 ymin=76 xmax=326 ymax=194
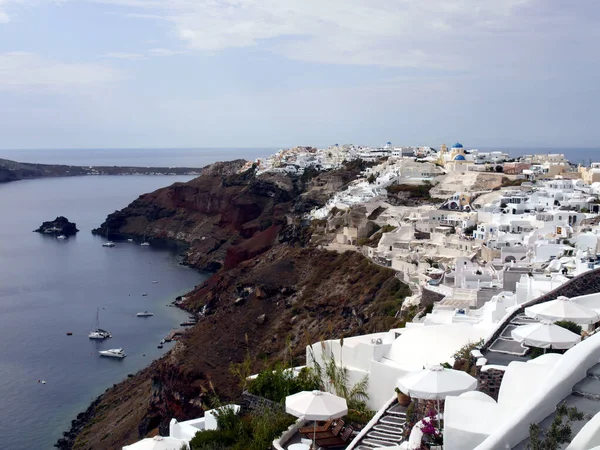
xmin=34 ymin=216 xmax=79 ymax=237
xmin=0 ymin=158 xmax=202 ymax=183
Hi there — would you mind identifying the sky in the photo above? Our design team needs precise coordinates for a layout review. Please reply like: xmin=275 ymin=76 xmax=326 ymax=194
xmin=0 ymin=0 xmax=599 ymax=149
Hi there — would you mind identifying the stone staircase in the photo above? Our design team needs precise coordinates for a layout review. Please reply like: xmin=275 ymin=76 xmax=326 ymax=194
xmin=513 ymin=362 xmax=600 ymax=449
xmin=354 ymin=402 xmax=406 ymax=449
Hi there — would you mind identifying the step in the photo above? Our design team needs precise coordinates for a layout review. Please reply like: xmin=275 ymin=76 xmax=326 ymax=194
xmin=386 ymin=403 xmax=408 ymax=415
xmin=356 ymin=446 xmax=378 ymax=450
xmin=380 ymin=416 xmax=405 ymax=426
xmin=386 ymin=410 xmax=407 ymax=417
xmin=373 ymin=424 xmax=404 ymax=435
xmin=573 ymin=377 xmax=600 ymax=400
xmin=366 ymin=431 xmax=403 ymax=443
xmin=563 ymin=393 xmax=600 ymax=417
xmin=587 ymin=362 xmax=600 ymax=380
xmin=361 ymin=438 xmax=394 ymax=447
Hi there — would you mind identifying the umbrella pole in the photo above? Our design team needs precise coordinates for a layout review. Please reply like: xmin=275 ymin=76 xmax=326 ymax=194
xmin=313 ymin=421 xmax=316 ymax=450
xmin=437 ymin=398 xmax=441 ymax=429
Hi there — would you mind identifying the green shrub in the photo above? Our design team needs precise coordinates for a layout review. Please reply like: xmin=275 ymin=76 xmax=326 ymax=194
xmin=189 ymin=429 xmax=237 ymax=450
xmin=190 ymin=407 xmax=296 ymax=450
xmin=242 ymin=408 xmax=296 ymax=450
xmin=247 ymin=364 xmax=321 ymax=403
xmin=214 ymin=405 xmax=242 ymax=432
xmin=344 ymin=409 xmax=375 ymax=425
xmin=527 ymin=403 xmax=583 ymax=449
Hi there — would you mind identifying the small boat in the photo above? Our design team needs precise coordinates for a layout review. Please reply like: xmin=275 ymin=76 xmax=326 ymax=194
xmin=89 ymin=307 xmax=112 ymax=339
xmin=127 ymin=238 xmax=133 ymax=242
xmin=89 ymin=329 xmax=112 ymax=339
xmin=157 ymin=344 xmax=163 ymax=349
xmin=66 ymin=332 xmax=73 ymax=336
xmin=102 ymin=228 xmax=115 ymax=247
xmin=140 ymin=242 xmax=150 ymax=246
xmin=136 ymin=311 xmax=154 ymax=317
xmin=99 ymin=348 xmax=126 ymax=358
xmin=142 ymin=293 xmax=148 ymax=296
xmin=57 ymin=235 xmax=67 ymax=240
xmin=152 ymin=281 xmax=158 ymax=284
xmin=180 ymin=321 xmax=196 ymax=327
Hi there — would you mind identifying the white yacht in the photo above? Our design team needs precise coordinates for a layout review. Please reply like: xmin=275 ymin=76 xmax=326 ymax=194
xmin=136 ymin=311 xmax=154 ymax=317
xmin=140 ymin=241 xmax=150 ymax=246
xmin=102 ymin=228 xmax=115 ymax=247
xmin=89 ymin=307 xmax=112 ymax=339
xmin=57 ymin=235 xmax=67 ymax=240
xmin=98 ymin=348 xmax=126 ymax=358
xmin=89 ymin=329 xmax=112 ymax=339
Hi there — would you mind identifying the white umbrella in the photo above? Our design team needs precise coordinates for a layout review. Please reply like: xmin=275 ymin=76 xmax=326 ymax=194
xmin=397 ymin=365 xmax=477 ymax=427
xmin=511 ymin=320 xmax=581 ymax=350
xmin=525 ymin=296 xmax=600 ymax=324
xmin=286 ymin=390 xmax=348 ymax=449
xmin=122 ymin=436 xmax=188 ymax=450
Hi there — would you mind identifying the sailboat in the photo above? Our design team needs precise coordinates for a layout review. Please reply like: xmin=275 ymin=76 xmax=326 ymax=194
xmin=140 ymin=231 xmax=150 ymax=246
xmin=88 ymin=307 xmax=112 ymax=339
xmin=102 ymin=227 xmax=115 ymax=247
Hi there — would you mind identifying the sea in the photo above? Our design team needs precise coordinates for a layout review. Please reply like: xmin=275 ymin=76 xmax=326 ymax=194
xmin=0 ymin=145 xmax=596 ymax=449
xmin=0 ymin=148 xmax=274 ymax=450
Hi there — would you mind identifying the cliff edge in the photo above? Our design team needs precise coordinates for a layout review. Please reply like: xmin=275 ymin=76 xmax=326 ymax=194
xmin=64 ymin=159 xmax=409 ymax=450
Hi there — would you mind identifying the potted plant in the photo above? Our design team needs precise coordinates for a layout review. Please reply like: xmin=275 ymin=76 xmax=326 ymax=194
xmin=395 ymin=387 xmax=411 ymax=406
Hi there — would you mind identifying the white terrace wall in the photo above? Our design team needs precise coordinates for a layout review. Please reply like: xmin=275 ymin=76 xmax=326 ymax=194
xmin=475 ymin=332 xmax=600 ymax=449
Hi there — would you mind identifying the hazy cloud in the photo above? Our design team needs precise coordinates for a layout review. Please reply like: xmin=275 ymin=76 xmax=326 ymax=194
xmin=85 ymin=0 xmax=598 ymax=71
xmin=101 ymin=52 xmax=146 ymax=60
xmin=0 ymin=52 xmax=125 ymax=90
xmin=147 ymin=47 xmax=187 ymax=56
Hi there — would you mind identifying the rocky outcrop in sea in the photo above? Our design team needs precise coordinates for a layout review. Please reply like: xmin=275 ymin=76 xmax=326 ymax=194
xmin=34 ymin=216 xmax=79 ymax=236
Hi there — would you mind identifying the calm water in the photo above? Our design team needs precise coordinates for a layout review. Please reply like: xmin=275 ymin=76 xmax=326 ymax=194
xmin=0 ymin=148 xmax=271 ymax=450
xmin=0 ymin=176 xmax=212 ymax=449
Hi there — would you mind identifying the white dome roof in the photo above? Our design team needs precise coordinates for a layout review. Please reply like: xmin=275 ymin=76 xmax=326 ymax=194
xmin=458 ymin=390 xmax=496 ymax=403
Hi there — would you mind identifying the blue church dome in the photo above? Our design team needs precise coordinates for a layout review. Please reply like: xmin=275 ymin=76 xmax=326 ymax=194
xmin=386 ymin=141 xmax=392 ymax=145
xmin=454 ymin=154 xmax=466 ymax=161
xmin=453 ymin=142 xmax=463 ymax=148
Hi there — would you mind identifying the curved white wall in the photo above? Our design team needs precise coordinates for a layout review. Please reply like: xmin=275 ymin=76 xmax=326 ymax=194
xmin=567 ymin=411 xmax=600 ymax=450
xmin=475 ymin=332 xmax=600 ymax=449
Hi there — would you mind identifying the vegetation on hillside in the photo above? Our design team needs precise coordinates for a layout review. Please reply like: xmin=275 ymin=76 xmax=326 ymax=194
xmin=189 ymin=404 xmax=296 ymax=450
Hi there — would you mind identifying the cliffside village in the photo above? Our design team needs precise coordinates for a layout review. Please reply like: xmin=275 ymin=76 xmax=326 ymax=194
xmin=126 ymin=144 xmax=600 ymax=450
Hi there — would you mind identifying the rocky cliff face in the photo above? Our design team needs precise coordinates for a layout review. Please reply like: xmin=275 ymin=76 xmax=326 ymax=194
xmin=92 ymin=159 xmax=370 ymax=271
xmin=68 ymin=247 xmax=409 ymax=450
xmin=65 ymin=159 xmax=409 ymax=450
